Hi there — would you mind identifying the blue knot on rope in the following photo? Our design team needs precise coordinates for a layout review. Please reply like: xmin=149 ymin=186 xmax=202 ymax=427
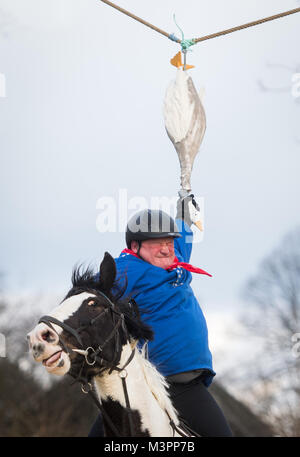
xmin=168 ymin=33 xmax=180 ymax=43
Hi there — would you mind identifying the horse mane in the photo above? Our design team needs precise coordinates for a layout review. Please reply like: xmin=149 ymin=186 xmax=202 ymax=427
xmin=70 ymin=264 xmax=98 ymax=292
xmin=65 ymin=264 xmax=154 ymax=343
xmin=115 ymin=298 xmax=154 ymax=342
xmin=136 ymin=346 xmax=179 ymax=424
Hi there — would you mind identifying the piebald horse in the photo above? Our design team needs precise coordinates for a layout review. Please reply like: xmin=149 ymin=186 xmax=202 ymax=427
xmin=27 ymin=252 xmax=192 ymax=437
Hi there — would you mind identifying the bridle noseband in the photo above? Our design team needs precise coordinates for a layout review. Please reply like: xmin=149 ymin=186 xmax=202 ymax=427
xmin=39 ymin=291 xmax=133 ymax=373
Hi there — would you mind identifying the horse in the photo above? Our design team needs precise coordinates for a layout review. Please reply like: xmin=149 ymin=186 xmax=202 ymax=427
xmin=27 ymin=252 xmax=192 ymax=437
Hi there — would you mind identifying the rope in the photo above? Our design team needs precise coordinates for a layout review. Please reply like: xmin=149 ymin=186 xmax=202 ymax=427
xmin=193 ymin=7 xmax=300 ymax=43
xmin=99 ymin=0 xmax=180 ymax=42
xmin=99 ymin=1 xmax=300 ymax=47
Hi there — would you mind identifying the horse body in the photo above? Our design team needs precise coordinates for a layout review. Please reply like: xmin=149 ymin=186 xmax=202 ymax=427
xmin=94 ymin=342 xmax=179 ymax=436
xmin=27 ymin=253 xmax=182 ymax=437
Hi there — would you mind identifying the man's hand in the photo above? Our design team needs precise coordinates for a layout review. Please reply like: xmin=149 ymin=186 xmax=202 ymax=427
xmin=176 ymin=194 xmax=202 ymax=229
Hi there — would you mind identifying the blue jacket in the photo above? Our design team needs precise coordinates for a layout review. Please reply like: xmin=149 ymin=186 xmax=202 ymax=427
xmin=114 ymin=219 xmax=215 ymax=387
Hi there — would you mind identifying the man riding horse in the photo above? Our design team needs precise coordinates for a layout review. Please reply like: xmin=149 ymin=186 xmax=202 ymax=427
xmin=89 ymin=195 xmax=232 ymax=437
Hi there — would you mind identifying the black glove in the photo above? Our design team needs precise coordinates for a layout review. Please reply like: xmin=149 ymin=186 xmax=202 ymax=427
xmin=176 ymin=194 xmax=200 ymax=227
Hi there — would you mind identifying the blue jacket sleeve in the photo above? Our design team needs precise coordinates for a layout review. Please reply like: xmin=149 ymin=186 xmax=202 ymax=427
xmin=174 ymin=218 xmax=193 ymax=263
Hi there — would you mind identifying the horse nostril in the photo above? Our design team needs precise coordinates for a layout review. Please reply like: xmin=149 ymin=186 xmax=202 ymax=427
xmin=42 ymin=331 xmax=50 ymax=341
xmin=41 ymin=329 xmax=57 ymax=343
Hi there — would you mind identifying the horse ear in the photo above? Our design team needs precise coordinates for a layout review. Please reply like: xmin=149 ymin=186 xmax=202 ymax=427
xmin=98 ymin=252 xmax=116 ymax=294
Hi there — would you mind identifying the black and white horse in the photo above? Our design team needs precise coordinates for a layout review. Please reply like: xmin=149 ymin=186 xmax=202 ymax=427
xmin=27 ymin=252 xmax=187 ymax=437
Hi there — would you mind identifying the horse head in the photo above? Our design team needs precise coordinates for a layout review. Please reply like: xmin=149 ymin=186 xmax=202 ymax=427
xmin=27 ymin=252 xmax=153 ymax=382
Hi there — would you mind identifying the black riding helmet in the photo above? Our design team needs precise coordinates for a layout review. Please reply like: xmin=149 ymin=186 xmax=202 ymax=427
xmin=126 ymin=209 xmax=181 ymax=249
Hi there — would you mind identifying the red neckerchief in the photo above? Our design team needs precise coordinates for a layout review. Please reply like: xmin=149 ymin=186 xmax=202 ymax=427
xmin=121 ymin=249 xmax=212 ymax=277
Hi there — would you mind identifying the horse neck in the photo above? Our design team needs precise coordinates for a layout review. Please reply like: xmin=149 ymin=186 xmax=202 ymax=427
xmin=93 ymin=342 xmax=179 ymax=437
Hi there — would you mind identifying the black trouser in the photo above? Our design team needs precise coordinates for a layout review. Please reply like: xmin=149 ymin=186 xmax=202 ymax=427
xmin=168 ymin=376 xmax=233 ymax=437
xmin=89 ymin=413 xmax=105 ymax=437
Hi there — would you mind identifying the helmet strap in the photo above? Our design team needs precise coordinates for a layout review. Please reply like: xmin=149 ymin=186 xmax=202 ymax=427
xmin=136 ymin=240 xmax=142 ymax=257
xmin=130 ymin=240 xmax=143 ymax=259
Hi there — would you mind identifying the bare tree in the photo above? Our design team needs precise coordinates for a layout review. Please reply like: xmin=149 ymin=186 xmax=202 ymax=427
xmin=240 ymin=227 xmax=300 ymax=436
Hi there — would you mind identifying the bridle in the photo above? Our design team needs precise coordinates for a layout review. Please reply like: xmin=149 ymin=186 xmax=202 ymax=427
xmin=38 ymin=290 xmax=136 ymax=436
xmin=38 ymin=290 xmax=198 ymax=437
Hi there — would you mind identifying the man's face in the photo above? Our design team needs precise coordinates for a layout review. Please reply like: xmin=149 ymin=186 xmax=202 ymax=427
xmin=131 ymin=238 xmax=175 ymax=269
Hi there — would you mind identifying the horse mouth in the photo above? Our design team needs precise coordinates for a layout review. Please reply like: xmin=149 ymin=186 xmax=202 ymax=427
xmin=42 ymin=350 xmax=63 ymax=367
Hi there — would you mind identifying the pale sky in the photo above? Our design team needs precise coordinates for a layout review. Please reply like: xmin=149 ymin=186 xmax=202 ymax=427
xmin=1 ymin=0 xmax=299 ymax=321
